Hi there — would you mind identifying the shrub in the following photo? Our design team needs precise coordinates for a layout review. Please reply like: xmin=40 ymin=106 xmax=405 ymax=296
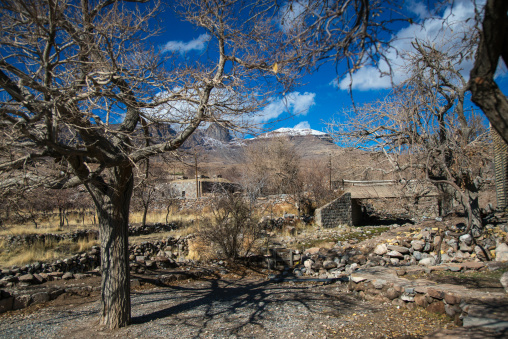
xmin=198 ymin=190 xmax=260 ymax=261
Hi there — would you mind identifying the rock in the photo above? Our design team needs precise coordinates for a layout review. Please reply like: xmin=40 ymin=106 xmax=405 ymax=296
xmin=0 ymin=296 xmax=13 ymax=313
xmin=427 ymin=288 xmax=445 ymax=299
xmin=387 ymin=250 xmax=404 ymax=258
xmin=49 ymin=289 xmax=65 ymax=300
xmin=459 ymin=234 xmax=473 ymax=246
xmin=13 ymin=294 xmax=32 ymax=310
xmin=373 ymin=243 xmax=388 ymax=255
xmin=495 ymin=243 xmax=508 ymax=262
xmin=372 ymin=279 xmax=387 ymax=289
xmin=305 ymin=247 xmax=320 ymax=255
xmin=426 ymin=300 xmax=446 ymax=314
xmin=62 ymin=272 xmax=73 ymax=280
xmin=384 ymin=288 xmax=400 ymax=300
xmin=444 ymin=293 xmax=461 ymax=305
xmin=414 ymin=294 xmax=428 ymax=308
xmin=501 ymin=272 xmax=508 ymax=293
xmin=419 ymin=257 xmax=436 ymax=266
xmin=322 ymin=260 xmax=337 ymax=269
xmin=433 ymin=236 xmax=442 ymax=247
xmin=350 ymin=275 xmax=367 ymax=283
xmin=411 ymin=240 xmax=425 ymax=252
xmin=445 ymin=304 xmax=461 ymax=318
xmin=32 ymin=273 xmax=45 ymax=284
xmin=461 ymin=261 xmax=484 ymax=270
xmin=387 ymin=245 xmax=410 ymax=254
xmin=304 ymin=259 xmax=314 ymax=270
xmin=18 ymin=274 xmax=35 ymax=283
xmin=400 ymin=294 xmax=414 ymax=302
xmin=31 ymin=292 xmax=50 ymax=305
xmin=459 ymin=241 xmax=474 ymax=253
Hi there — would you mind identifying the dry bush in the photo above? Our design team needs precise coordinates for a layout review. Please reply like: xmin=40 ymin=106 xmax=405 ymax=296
xmin=198 ymin=191 xmax=261 ymax=261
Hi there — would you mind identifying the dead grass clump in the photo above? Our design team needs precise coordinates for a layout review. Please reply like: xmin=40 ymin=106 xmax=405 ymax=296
xmin=271 ymin=202 xmax=298 ymax=215
xmin=187 ymin=237 xmax=217 ymax=261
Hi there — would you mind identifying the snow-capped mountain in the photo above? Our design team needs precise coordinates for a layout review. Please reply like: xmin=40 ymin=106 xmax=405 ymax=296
xmin=255 ymin=127 xmax=328 ymax=138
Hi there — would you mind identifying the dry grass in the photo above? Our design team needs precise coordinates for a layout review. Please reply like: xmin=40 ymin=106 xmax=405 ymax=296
xmin=0 ymin=208 xmax=211 ymax=267
xmin=0 ymin=235 xmax=98 ymax=268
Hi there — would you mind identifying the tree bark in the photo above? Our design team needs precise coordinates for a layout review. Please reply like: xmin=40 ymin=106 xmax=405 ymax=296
xmin=142 ymin=204 xmax=148 ymax=228
xmin=470 ymin=0 xmax=508 ymax=144
xmin=87 ymin=165 xmax=133 ymax=329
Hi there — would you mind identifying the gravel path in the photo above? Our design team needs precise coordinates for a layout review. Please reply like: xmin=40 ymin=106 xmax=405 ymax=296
xmin=0 ymin=277 xmax=454 ymax=339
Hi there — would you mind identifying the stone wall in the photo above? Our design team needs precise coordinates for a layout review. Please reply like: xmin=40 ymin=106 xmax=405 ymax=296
xmin=314 ymin=193 xmax=352 ymax=228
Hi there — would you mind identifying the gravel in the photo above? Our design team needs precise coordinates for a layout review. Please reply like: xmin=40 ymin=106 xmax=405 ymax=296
xmin=0 ymin=277 xmax=455 ymax=338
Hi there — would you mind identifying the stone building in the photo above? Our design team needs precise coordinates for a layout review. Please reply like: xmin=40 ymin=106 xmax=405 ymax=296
xmin=314 ymin=193 xmax=354 ymax=228
xmin=168 ymin=177 xmax=239 ymax=199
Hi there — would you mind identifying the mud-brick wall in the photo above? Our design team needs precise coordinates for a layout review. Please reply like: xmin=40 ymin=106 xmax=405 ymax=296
xmin=315 ymin=193 xmax=352 ymax=228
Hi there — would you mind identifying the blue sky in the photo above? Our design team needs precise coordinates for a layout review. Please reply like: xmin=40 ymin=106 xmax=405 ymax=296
xmin=152 ymin=0 xmax=508 ymax=136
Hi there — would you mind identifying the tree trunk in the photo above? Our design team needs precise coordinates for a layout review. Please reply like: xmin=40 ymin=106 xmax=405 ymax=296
xmin=142 ymin=204 xmax=148 ymax=227
xmin=492 ymin=128 xmax=508 ymax=210
xmin=87 ymin=165 xmax=133 ymax=329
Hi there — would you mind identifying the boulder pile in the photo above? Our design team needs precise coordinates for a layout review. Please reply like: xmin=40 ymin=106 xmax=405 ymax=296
xmin=292 ymin=223 xmax=508 ymax=279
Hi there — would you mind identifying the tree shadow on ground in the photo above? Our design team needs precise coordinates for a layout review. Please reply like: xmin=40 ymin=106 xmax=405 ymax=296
xmin=130 ymin=274 xmax=371 ymax=337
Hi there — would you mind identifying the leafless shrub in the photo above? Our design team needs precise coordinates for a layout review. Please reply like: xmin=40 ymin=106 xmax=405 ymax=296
xmin=198 ymin=189 xmax=260 ymax=261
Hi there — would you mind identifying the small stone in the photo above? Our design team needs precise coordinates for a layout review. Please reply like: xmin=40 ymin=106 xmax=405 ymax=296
xmin=304 ymin=259 xmax=314 ymax=270
xmin=401 ymin=294 xmax=414 ymax=302
xmin=444 ymin=293 xmax=461 ymax=305
xmin=62 ymin=272 xmax=73 ymax=280
xmin=372 ymin=279 xmax=387 ymax=289
xmin=419 ymin=257 xmax=436 ymax=266
xmin=31 ymin=292 xmax=50 ymax=305
xmin=495 ymin=243 xmax=508 ymax=262
xmin=459 ymin=242 xmax=473 ymax=253
xmin=411 ymin=240 xmax=425 ymax=252
xmin=426 ymin=300 xmax=446 ymax=314
xmin=500 ymin=272 xmax=508 ymax=293
xmin=414 ymin=294 xmax=428 ymax=308
xmin=387 ymin=250 xmax=404 ymax=258
xmin=427 ymin=288 xmax=445 ymax=299
xmin=387 ymin=245 xmax=410 ymax=254
xmin=459 ymin=234 xmax=473 ymax=246
xmin=13 ymin=294 xmax=32 ymax=310
xmin=18 ymin=273 xmax=35 ymax=283
xmin=350 ymin=275 xmax=367 ymax=283
xmin=305 ymin=247 xmax=320 ymax=255
xmin=374 ymin=243 xmax=388 ymax=255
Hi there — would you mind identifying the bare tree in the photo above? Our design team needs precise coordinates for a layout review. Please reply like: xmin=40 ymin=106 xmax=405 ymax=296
xmin=327 ymin=37 xmax=492 ymax=254
xmin=0 ymin=0 xmax=299 ymax=328
xmin=243 ymin=136 xmax=301 ymax=198
xmin=281 ymin=0 xmax=408 ymax=80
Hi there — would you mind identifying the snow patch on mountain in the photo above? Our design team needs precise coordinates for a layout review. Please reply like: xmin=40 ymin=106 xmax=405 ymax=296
xmin=254 ymin=127 xmax=327 ymax=138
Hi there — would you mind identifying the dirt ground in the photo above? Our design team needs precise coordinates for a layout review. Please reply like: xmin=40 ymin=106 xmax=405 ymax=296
xmin=0 ymin=270 xmax=458 ymax=339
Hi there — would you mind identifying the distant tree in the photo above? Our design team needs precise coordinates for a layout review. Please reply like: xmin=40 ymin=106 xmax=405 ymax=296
xmin=243 ymin=137 xmax=301 ymax=198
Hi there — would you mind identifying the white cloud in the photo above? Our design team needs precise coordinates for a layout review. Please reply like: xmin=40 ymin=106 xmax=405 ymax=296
xmin=255 ymin=91 xmax=316 ymax=123
xmin=336 ymin=0 xmax=481 ymax=91
xmin=278 ymin=0 xmax=308 ymax=32
xmin=162 ymin=34 xmax=211 ymax=54
xmin=294 ymin=121 xmax=311 ymax=129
